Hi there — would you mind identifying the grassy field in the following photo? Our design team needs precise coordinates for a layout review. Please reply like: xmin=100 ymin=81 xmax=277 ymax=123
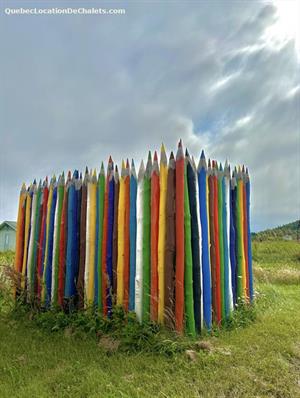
xmin=0 ymin=241 xmax=300 ymax=398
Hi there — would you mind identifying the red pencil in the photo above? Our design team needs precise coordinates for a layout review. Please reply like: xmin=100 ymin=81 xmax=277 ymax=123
xmin=242 ymin=166 xmax=250 ymax=301
xmin=175 ymin=140 xmax=185 ymax=334
xmin=150 ymin=151 xmax=160 ymax=322
xmin=58 ymin=172 xmax=70 ymax=307
xmin=123 ymin=159 xmax=130 ymax=311
xmin=15 ymin=184 xmax=26 ymax=273
xmin=208 ymin=160 xmax=217 ymax=323
xmin=213 ymin=161 xmax=222 ymax=325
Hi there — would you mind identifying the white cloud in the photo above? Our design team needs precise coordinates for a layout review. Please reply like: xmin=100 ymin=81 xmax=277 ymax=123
xmin=0 ymin=0 xmax=299 ymax=231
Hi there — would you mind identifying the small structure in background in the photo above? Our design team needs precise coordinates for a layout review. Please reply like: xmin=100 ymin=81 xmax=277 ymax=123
xmin=283 ymin=235 xmax=293 ymax=241
xmin=0 ymin=221 xmax=17 ymax=252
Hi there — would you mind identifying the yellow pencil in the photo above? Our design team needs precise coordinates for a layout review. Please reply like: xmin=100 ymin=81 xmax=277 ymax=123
xmin=117 ymin=160 xmax=126 ymax=305
xmin=157 ymin=144 xmax=167 ymax=323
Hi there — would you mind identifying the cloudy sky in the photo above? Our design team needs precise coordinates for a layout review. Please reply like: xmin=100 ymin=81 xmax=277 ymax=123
xmin=1 ymin=0 xmax=299 ymax=231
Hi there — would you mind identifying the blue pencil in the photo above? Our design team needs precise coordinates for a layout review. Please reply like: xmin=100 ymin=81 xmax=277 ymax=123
xmin=129 ymin=159 xmax=137 ymax=311
xmin=230 ymin=169 xmax=238 ymax=305
xmin=94 ymin=171 xmax=100 ymax=307
xmin=197 ymin=150 xmax=212 ymax=330
xmin=222 ymin=165 xmax=230 ymax=318
xmin=65 ymin=171 xmax=79 ymax=301
xmin=74 ymin=172 xmax=82 ymax=299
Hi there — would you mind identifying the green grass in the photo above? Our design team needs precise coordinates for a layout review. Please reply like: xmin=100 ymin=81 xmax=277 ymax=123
xmin=0 ymin=250 xmax=15 ymax=266
xmin=0 ymin=241 xmax=300 ymax=397
xmin=253 ymin=240 xmax=300 ymax=285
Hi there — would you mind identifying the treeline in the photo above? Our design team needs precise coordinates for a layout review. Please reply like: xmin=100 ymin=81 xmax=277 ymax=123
xmin=252 ymin=220 xmax=300 ymax=241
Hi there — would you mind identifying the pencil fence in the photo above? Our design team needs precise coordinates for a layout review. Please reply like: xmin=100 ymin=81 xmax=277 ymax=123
xmin=14 ymin=140 xmax=253 ymax=335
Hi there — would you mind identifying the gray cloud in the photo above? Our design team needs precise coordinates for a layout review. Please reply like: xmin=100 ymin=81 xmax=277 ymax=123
xmin=0 ymin=0 xmax=299 ymax=231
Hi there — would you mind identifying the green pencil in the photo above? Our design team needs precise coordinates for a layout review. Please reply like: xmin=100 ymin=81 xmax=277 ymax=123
xmin=184 ymin=151 xmax=196 ymax=336
xmin=52 ymin=174 xmax=65 ymax=307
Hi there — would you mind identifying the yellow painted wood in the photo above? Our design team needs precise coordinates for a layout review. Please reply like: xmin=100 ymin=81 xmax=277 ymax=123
xmin=157 ymin=147 xmax=167 ymax=323
xmin=87 ymin=170 xmax=97 ymax=304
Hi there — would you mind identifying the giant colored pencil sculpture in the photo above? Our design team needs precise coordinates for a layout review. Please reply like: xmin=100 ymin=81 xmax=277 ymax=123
xmin=123 ymin=160 xmax=130 ymax=311
xmin=175 ymin=140 xmax=185 ymax=334
xmin=150 ymin=151 xmax=159 ymax=322
xmin=58 ymin=174 xmax=68 ymax=307
xmin=95 ymin=164 xmax=105 ymax=309
xmin=218 ymin=165 xmax=225 ymax=321
xmin=106 ymin=165 xmax=115 ymax=313
xmin=142 ymin=152 xmax=152 ymax=321
xmin=164 ymin=152 xmax=176 ymax=328
xmin=52 ymin=174 xmax=64 ymax=306
xmin=135 ymin=160 xmax=145 ymax=322
xmin=198 ymin=151 xmax=212 ymax=330
xmin=208 ymin=161 xmax=217 ymax=323
xmin=112 ymin=165 xmax=119 ymax=300
xmin=14 ymin=141 xmax=253 ymax=335
xmin=230 ymin=170 xmax=238 ymax=305
xmin=184 ymin=152 xmax=196 ymax=336
xmin=236 ymin=167 xmax=245 ymax=301
xmin=77 ymin=169 xmax=88 ymax=309
xmin=187 ymin=153 xmax=201 ymax=333
xmin=129 ymin=160 xmax=137 ymax=311
xmin=117 ymin=161 xmax=125 ymax=306
xmin=14 ymin=183 xmax=26 ymax=295
xmin=246 ymin=169 xmax=254 ymax=302
xmin=101 ymin=161 xmax=110 ymax=314
xmin=213 ymin=163 xmax=221 ymax=324
xmin=27 ymin=180 xmax=38 ymax=299
xmin=157 ymin=144 xmax=167 ymax=323
xmin=224 ymin=162 xmax=233 ymax=316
